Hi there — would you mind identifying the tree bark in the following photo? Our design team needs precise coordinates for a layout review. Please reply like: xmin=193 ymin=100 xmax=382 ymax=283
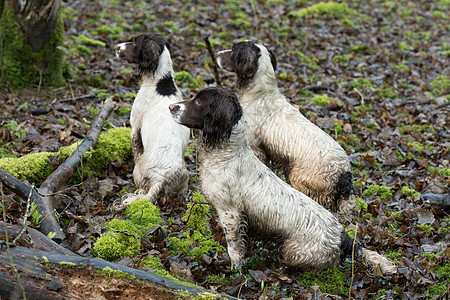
xmin=0 ymin=0 xmax=66 ymax=89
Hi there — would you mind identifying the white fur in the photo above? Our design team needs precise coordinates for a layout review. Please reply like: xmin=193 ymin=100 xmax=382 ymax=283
xmin=224 ymin=43 xmax=353 ymax=212
xmin=119 ymin=45 xmax=190 ymax=204
xmin=198 ymin=116 xmax=396 ymax=274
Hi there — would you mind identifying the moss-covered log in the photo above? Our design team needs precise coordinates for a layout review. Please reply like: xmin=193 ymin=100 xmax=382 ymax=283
xmin=0 ymin=0 xmax=67 ymax=89
xmin=0 ymin=127 xmax=132 ymax=186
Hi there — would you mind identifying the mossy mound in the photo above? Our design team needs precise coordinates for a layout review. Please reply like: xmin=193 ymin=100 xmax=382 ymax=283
xmin=299 ymin=268 xmax=349 ymax=296
xmin=0 ymin=127 xmax=132 ymax=185
xmin=169 ymin=230 xmax=226 ymax=259
xmin=93 ymin=199 xmax=163 ymax=260
xmin=182 ymin=190 xmax=211 ymax=233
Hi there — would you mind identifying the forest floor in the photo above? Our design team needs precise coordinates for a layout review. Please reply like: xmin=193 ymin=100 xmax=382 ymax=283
xmin=0 ymin=0 xmax=449 ymax=299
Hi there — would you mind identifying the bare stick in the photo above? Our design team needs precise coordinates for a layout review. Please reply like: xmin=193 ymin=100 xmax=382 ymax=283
xmin=0 ymin=100 xmax=116 ymax=243
xmin=204 ymin=37 xmax=221 ymax=86
xmin=1 ymin=184 xmax=26 ymax=299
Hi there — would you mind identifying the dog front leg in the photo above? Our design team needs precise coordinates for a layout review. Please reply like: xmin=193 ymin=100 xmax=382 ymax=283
xmin=216 ymin=208 xmax=247 ymax=268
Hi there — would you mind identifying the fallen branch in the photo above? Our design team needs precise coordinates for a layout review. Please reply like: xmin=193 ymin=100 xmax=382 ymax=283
xmin=53 ymin=91 xmax=100 ymax=103
xmin=0 ymin=221 xmax=76 ymax=256
xmin=204 ymin=37 xmax=221 ymax=86
xmin=0 ymin=100 xmax=115 ymax=243
xmin=0 ymin=246 xmax=238 ymax=300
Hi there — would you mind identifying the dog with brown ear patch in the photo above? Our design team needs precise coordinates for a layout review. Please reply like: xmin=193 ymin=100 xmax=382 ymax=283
xmin=115 ymin=33 xmax=189 ymax=204
xmin=169 ymin=86 xmax=396 ymax=275
xmin=217 ymin=41 xmax=353 ymax=214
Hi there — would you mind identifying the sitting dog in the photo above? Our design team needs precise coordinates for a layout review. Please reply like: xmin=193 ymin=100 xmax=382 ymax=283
xmin=115 ymin=33 xmax=189 ymax=204
xmin=217 ymin=41 xmax=353 ymax=213
xmin=169 ymin=87 xmax=396 ymax=274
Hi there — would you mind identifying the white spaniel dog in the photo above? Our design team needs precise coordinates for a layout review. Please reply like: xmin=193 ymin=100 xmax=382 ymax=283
xmin=169 ymin=86 xmax=396 ymax=275
xmin=115 ymin=33 xmax=189 ymax=204
xmin=217 ymin=41 xmax=353 ymax=213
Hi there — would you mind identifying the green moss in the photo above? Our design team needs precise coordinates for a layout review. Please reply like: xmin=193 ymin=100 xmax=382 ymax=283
xmin=97 ymin=266 xmax=136 ymax=280
xmin=377 ymin=86 xmax=398 ymax=98
xmin=392 ymin=64 xmax=409 ymax=72
xmin=75 ymin=35 xmax=106 ymax=47
xmin=183 ymin=191 xmax=211 ymax=233
xmin=428 ymin=166 xmax=450 ymax=176
xmin=401 ymin=186 xmax=420 ymax=198
xmin=417 ymin=224 xmax=435 ymax=235
xmin=0 ymin=4 xmax=66 ymax=89
xmin=161 ymin=21 xmax=179 ymax=33
xmin=407 ymin=141 xmax=433 ymax=152
xmin=92 ymin=231 xmax=140 ymax=260
xmin=140 ymin=255 xmax=175 ymax=279
xmin=349 ymin=78 xmax=375 ymax=89
xmin=298 ymin=268 xmax=348 ymax=296
xmin=0 ymin=152 xmax=56 ymax=184
xmin=169 ymin=230 xmax=226 ymax=259
xmin=350 ymin=44 xmax=375 ymax=55
xmin=362 ymin=185 xmax=393 ymax=200
xmin=354 ymin=196 xmax=368 ymax=211
xmin=427 ymin=283 xmax=447 ymax=299
xmin=308 ymin=95 xmax=331 ymax=106
xmin=288 ymin=1 xmax=365 ymax=24
xmin=430 ymin=75 xmax=450 ymax=96
xmin=398 ymin=41 xmax=410 ymax=51
xmin=59 ymin=261 xmax=77 ymax=267
xmin=288 ymin=50 xmax=320 ymax=70
xmin=76 ymin=127 xmax=132 ymax=179
xmin=333 ymin=120 xmax=343 ymax=135
xmin=174 ymin=71 xmax=202 ymax=89
xmin=93 ymin=200 xmax=162 ymax=260
xmin=122 ymin=199 xmax=163 ymax=230
xmin=0 ymin=127 xmax=131 ymax=185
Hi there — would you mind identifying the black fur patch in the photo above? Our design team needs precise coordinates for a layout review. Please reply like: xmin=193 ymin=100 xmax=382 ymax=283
xmin=136 ymin=34 xmax=169 ymax=75
xmin=232 ymin=41 xmax=261 ymax=89
xmin=334 ymin=171 xmax=353 ymax=202
xmin=339 ymin=230 xmax=360 ymax=263
xmin=202 ymin=87 xmax=243 ymax=149
xmin=156 ymin=73 xmax=177 ymax=96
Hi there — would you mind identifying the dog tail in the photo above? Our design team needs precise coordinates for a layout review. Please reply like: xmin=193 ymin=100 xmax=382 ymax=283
xmin=340 ymin=231 xmax=397 ymax=276
xmin=357 ymin=248 xmax=397 ymax=276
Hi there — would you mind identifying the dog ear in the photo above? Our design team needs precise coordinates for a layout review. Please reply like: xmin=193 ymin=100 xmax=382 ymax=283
xmin=267 ymin=48 xmax=277 ymax=71
xmin=234 ymin=46 xmax=259 ymax=88
xmin=203 ymin=89 xmax=243 ymax=148
xmin=138 ymin=36 xmax=161 ymax=74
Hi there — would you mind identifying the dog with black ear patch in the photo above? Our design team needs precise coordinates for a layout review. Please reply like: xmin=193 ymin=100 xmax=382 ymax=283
xmin=115 ymin=33 xmax=189 ymax=204
xmin=169 ymin=86 xmax=396 ymax=275
xmin=217 ymin=41 xmax=353 ymax=214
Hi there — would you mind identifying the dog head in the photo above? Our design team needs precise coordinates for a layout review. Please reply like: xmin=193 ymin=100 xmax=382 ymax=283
xmin=169 ymin=87 xmax=243 ymax=148
xmin=217 ymin=41 xmax=277 ymax=88
xmin=115 ymin=33 xmax=171 ymax=75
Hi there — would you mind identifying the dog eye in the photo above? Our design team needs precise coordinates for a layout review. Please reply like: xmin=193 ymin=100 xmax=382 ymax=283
xmin=194 ymin=99 xmax=201 ymax=105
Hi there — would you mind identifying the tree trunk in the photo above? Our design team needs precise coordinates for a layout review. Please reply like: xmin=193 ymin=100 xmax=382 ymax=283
xmin=0 ymin=0 xmax=67 ymax=90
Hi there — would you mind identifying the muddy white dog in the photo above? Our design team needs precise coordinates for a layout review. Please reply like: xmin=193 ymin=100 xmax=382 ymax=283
xmin=169 ymin=87 xmax=396 ymax=274
xmin=115 ymin=33 xmax=189 ymax=204
xmin=217 ymin=41 xmax=353 ymax=213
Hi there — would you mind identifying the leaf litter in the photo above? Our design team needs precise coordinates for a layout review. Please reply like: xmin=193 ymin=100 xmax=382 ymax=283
xmin=0 ymin=0 xmax=449 ymax=299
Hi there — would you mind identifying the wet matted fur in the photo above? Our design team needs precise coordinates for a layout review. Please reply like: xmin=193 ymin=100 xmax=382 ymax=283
xmin=115 ymin=33 xmax=189 ymax=204
xmin=169 ymin=87 xmax=396 ymax=274
xmin=217 ymin=41 xmax=353 ymax=213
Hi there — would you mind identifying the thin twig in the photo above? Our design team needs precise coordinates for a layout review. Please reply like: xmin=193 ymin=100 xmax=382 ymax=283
xmin=237 ymin=278 xmax=248 ymax=299
xmin=354 ymin=87 xmax=364 ymax=106
xmin=12 ymin=184 xmax=35 ymax=246
xmin=204 ymin=37 xmax=221 ymax=86
xmin=52 ymin=91 xmax=99 ymax=104
xmin=32 ymin=65 xmax=43 ymax=93
xmin=1 ymin=184 xmax=27 ymax=299
xmin=348 ymin=212 xmax=360 ymax=300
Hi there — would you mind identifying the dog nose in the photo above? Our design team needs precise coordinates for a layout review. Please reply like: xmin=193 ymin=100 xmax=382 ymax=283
xmin=169 ymin=104 xmax=179 ymax=112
